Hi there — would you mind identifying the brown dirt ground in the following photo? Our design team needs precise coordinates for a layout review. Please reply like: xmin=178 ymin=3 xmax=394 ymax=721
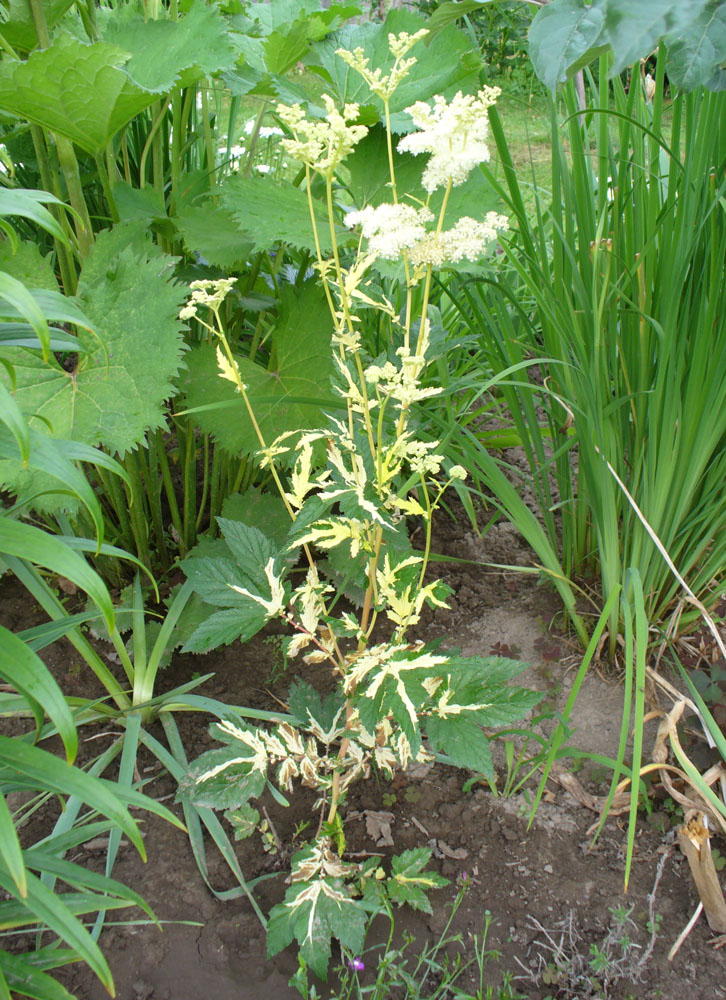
xmin=2 ymin=509 xmax=725 ymax=1000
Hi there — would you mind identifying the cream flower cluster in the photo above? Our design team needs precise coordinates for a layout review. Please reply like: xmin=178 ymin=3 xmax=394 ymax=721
xmin=398 ymin=88 xmax=501 ymax=193
xmin=408 ymin=213 xmax=509 ymax=266
xmin=346 ymin=206 xmax=507 ymax=267
xmin=336 ymin=29 xmax=428 ymax=100
xmin=178 ymin=277 xmax=237 ymax=320
xmin=345 ymin=203 xmax=434 ymax=259
xmin=276 ymin=96 xmax=367 ymax=177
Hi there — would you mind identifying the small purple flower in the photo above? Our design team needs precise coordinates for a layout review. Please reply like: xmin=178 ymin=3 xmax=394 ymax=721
xmin=347 ymin=957 xmax=365 ymax=973
xmin=461 ymin=871 xmax=468 ymax=882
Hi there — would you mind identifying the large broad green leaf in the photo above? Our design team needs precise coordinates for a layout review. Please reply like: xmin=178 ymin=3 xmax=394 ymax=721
xmin=219 ymin=174 xmax=338 ymax=254
xmin=0 ymin=241 xmax=59 ymax=292
xmin=175 ymin=201 xmax=253 ymax=269
xmin=0 ymin=0 xmax=75 ymax=53
xmin=0 ymin=35 xmax=157 ymax=155
xmin=603 ymin=0 xmax=711 ymax=74
xmin=305 ymin=9 xmax=481 ymax=132
xmin=425 ymin=714 xmax=494 ymax=777
xmin=0 ymin=236 xmax=186 ymax=459
xmin=182 ymin=282 xmax=335 ymax=455
xmin=528 ymin=0 xmax=608 ymax=92
xmin=98 ymin=0 xmax=239 ymax=93
xmin=666 ymin=1 xmax=726 ymax=90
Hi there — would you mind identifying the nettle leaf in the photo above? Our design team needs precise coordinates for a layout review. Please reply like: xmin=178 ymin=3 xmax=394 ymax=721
xmin=425 ymin=714 xmax=494 ymax=777
xmin=603 ymin=0 xmax=711 ymax=75
xmin=224 ymin=803 xmax=260 ymax=841
xmin=181 ymin=745 xmax=266 ymax=811
xmin=666 ymin=1 xmax=726 ymax=90
xmin=182 ymin=282 xmax=335 ymax=455
xmin=220 ymin=174 xmax=339 ymax=253
xmin=0 ymin=237 xmax=186 ymax=503
xmin=528 ymin=0 xmax=608 ymax=92
xmin=268 ymin=873 xmax=366 ymax=979
xmin=306 ymin=9 xmax=481 ymax=131
xmin=175 ymin=201 xmax=254 ymax=269
xmin=388 ymin=848 xmax=448 ymax=913
xmin=0 ymin=35 xmax=158 ymax=155
xmin=99 ymin=0 xmax=238 ymax=92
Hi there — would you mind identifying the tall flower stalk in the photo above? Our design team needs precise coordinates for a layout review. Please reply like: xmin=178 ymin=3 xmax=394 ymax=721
xmin=178 ymin=33 xmax=533 ymax=979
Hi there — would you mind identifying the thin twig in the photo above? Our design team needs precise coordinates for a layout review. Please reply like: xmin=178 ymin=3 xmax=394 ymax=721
xmin=668 ymin=902 xmax=703 ymax=961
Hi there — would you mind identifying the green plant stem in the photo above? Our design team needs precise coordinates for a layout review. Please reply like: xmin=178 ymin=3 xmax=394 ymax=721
xmin=123 ymin=451 xmax=151 ymax=569
xmin=28 ymin=125 xmax=77 ymax=294
xmin=154 ymin=428 xmax=185 ymax=552
xmin=140 ymin=441 xmax=169 ymax=568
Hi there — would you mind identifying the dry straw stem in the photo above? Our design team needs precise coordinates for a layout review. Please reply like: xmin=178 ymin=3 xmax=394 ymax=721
xmin=676 ymin=811 xmax=726 ymax=934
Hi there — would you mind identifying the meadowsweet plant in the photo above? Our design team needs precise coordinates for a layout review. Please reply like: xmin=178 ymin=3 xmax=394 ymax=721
xmin=178 ymin=32 xmax=538 ymax=979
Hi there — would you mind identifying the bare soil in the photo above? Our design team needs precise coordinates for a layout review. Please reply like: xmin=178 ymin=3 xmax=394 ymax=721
xmin=2 ymin=510 xmax=725 ymax=1000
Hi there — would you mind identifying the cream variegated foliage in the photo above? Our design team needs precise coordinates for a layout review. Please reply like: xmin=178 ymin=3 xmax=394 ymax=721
xmin=180 ymin=32 xmax=537 ymax=976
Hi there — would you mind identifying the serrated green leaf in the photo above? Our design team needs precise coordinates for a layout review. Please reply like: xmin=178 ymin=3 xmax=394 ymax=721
xmin=182 ymin=283 xmax=334 ymax=455
xmin=175 ymin=201 xmax=253 ymax=269
xmin=220 ymin=174 xmax=337 ymax=253
xmin=0 ymin=240 xmax=59 ymax=292
xmin=181 ymin=605 xmax=268 ymax=653
xmin=306 ymin=9 xmax=480 ymax=131
xmin=0 ymin=35 xmax=159 ymax=155
xmin=0 ymin=239 xmax=186 ymax=467
xmin=183 ymin=746 xmax=266 ymax=810
xmin=99 ymin=0 xmax=238 ymax=92
xmin=288 ymin=680 xmax=345 ymax=733
xmin=388 ymin=848 xmax=448 ymax=913
xmin=268 ymin=875 xmax=365 ymax=979
xmin=113 ymin=181 xmax=166 ymax=225
xmin=426 ymin=1 xmax=492 ymax=40
xmin=425 ymin=714 xmax=494 ymax=777
xmin=224 ymin=803 xmax=260 ymax=840
xmin=216 ymin=518 xmax=279 ymax=580
xmin=666 ymin=1 xmax=726 ymax=90
xmin=222 ymin=490 xmax=292 ymax=550
xmin=181 ymin=555 xmax=264 ymax=608
xmin=528 ymin=0 xmax=607 ymax=92
xmin=603 ymin=0 xmax=710 ymax=75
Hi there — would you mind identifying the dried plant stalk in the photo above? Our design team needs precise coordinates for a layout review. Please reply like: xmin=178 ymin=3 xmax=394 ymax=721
xmin=677 ymin=811 xmax=726 ymax=934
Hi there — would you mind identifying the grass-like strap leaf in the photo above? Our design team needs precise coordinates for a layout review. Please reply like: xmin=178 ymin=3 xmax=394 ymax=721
xmin=0 ymin=273 xmax=50 ymax=361
xmin=0 ymin=521 xmax=113 ymax=630
xmin=0 ymin=869 xmax=113 ymax=991
xmin=0 ymin=738 xmax=145 ymax=858
xmin=0 ymin=625 xmax=77 ymax=762
xmin=0 ymin=951 xmax=75 ymax=1000
xmin=0 ymin=189 xmax=69 ymax=245
xmin=0 ymin=793 xmax=25 ymax=899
